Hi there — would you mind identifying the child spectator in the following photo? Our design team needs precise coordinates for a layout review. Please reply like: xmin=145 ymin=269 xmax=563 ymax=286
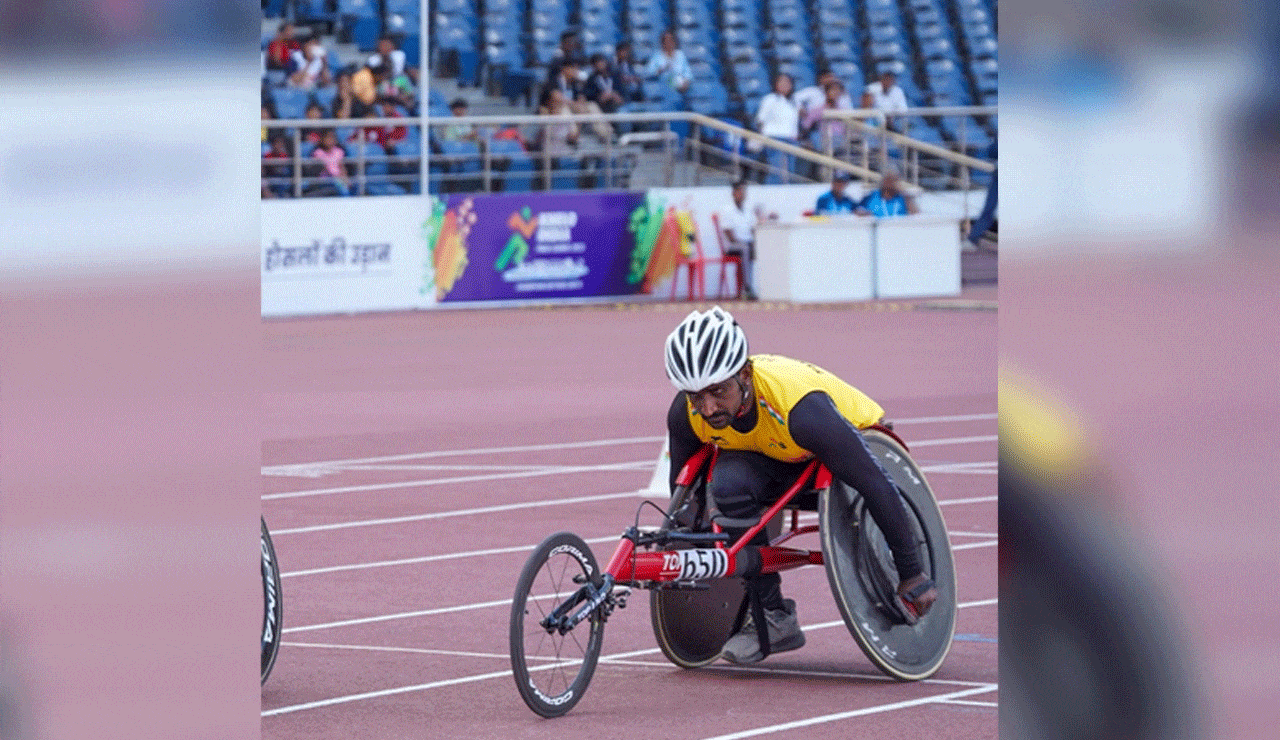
xmin=441 ymin=99 xmax=479 ymax=143
xmin=262 ymin=135 xmax=293 ymax=198
xmin=311 ymin=129 xmax=352 ymax=196
xmin=289 ymin=36 xmax=331 ymax=89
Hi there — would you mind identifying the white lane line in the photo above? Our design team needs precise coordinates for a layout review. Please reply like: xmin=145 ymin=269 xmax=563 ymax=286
xmin=338 ymin=463 xmax=577 ymax=472
xmin=280 ymin=535 xmax=619 ymax=578
xmin=938 ymin=495 xmax=997 ymax=506
xmin=263 ymin=459 xmax=654 ymax=501
xmin=280 ymin=642 xmax=997 ymax=690
xmin=937 ymin=699 xmax=999 ymax=708
xmin=263 ymin=435 xmax=996 ymax=502
xmin=272 ymin=489 xmax=643 ymax=535
xmin=282 ymin=530 xmax=994 ymax=579
xmin=699 ymin=684 xmax=999 ymax=740
xmin=263 ymin=435 xmax=666 ymax=472
xmin=260 ymin=413 xmax=996 ymax=474
xmin=273 ymin=491 xmax=996 ymax=537
xmin=952 ymin=540 xmax=998 ymax=551
xmin=264 ymin=601 xmax=998 ymax=717
xmin=281 ymin=642 xmax=512 ymax=661
xmin=907 ymin=435 xmax=998 ymax=448
xmin=891 ymin=413 xmax=997 ymax=425
xmin=283 ymin=586 xmax=996 ymax=636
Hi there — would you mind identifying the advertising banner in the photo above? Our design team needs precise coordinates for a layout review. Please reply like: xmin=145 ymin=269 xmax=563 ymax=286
xmin=426 ymin=191 xmax=682 ymax=303
xmin=261 ymin=195 xmax=435 ymax=317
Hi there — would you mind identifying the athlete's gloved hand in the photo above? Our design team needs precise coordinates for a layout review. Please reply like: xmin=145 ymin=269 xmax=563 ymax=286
xmin=896 ymin=573 xmax=937 ymax=624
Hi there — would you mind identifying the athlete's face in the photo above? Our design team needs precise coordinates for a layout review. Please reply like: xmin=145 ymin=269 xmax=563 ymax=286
xmin=687 ymin=369 xmax=751 ymax=429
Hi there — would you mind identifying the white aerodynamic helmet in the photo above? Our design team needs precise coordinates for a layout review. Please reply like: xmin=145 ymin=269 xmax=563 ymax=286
xmin=664 ymin=306 xmax=749 ymax=392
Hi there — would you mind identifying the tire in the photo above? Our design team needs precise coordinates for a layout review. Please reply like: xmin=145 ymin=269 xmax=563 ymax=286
xmin=261 ymin=516 xmax=284 ymax=686
xmin=509 ymin=532 xmax=605 ymax=717
xmin=820 ymin=428 xmax=957 ymax=680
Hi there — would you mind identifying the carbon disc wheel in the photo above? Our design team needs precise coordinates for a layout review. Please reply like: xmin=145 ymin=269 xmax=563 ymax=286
xmin=820 ymin=429 xmax=957 ymax=680
xmin=261 ymin=516 xmax=284 ymax=685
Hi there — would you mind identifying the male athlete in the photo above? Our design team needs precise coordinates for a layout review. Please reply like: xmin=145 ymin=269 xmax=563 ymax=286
xmin=664 ymin=307 xmax=937 ymax=663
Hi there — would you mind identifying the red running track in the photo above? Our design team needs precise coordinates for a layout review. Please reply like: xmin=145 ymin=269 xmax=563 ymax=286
xmin=261 ymin=294 xmax=997 ymax=739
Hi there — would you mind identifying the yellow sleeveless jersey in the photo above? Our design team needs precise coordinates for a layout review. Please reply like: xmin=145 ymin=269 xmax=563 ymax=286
xmin=687 ymin=354 xmax=885 ymax=463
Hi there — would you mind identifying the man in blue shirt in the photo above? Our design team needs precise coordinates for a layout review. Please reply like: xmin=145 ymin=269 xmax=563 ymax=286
xmin=855 ymin=169 xmax=919 ymax=217
xmin=814 ymin=171 xmax=858 ymax=214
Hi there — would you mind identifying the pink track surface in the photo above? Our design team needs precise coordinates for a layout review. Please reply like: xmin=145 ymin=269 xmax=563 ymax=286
xmin=261 ymin=293 xmax=996 ymax=739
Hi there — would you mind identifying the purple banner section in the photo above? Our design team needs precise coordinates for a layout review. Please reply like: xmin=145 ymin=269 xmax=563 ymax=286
xmin=427 ymin=191 xmax=649 ymax=303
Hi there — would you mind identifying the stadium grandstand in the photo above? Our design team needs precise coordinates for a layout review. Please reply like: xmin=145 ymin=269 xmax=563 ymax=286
xmin=260 ymin=0 xmax=996 ymax=198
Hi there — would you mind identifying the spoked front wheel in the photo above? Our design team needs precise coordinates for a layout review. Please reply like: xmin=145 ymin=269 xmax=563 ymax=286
xmin=509 ymin=532 xmax=605 ymax=717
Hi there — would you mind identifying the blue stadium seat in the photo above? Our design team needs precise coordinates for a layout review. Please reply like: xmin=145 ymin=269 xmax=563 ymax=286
xmin=337 ymin=0 xmax=377 ymax=18
xmin=271 ymin=87 xmax=311 ymax=119
xmin=351 ymin=17 xmax=381 ymax=52
xmin=918 ymin=36 xmax=956 ymax=61
xmin=312 ymin=86 xmax=338 ymax=112
xmin=294 ymin=0 xmax=328 ymax=23
xmin=401 ymin=34 xmax=422 ymax=68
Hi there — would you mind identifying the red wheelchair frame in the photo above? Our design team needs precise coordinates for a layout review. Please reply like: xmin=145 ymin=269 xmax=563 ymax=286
xmin=601 ymin=424 xmax=907 ymax=586
xmin=510 ymin=423 xmax=953 ymax=719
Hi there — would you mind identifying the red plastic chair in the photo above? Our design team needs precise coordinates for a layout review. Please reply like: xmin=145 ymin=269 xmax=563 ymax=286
xmin=709 ymin=213 xmax=747 ymax=300
xmin=669 ymin=209 xmax=720 ymax=300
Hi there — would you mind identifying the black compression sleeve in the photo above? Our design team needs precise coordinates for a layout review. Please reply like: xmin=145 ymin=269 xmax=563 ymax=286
xmin=789 ymin=392 xmax=924 ymax=581
xmin=666 ymin=392 xmax=704 ymax=493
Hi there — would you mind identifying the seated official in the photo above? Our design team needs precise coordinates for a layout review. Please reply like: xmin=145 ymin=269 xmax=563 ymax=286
xmin=814 ymin=171 xmax=857 ymax=214
xmin=854 ymin=169 xmax=919 ymax=217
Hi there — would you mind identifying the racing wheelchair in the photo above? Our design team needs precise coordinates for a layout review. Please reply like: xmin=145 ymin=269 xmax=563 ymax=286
xmin=509 ymin=425 xmax=957 ymax=717
xmin=261 ymin=516 xmax=284 ymax=685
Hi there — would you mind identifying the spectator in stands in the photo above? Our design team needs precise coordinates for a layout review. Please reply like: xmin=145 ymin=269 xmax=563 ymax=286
xmin=755 ymin=73 xmax=800 ymax=183
xmin=644 ymin=30 xmax=692 ymax=107
xmin=311 ymin=129 xmax=352 ymax=197
xmin=795 ymin=69 xmax=851 ymax=125
xmin=536 ymin=87 xmax=579 ymax=153
xmin=492 ymin=123 xmax=530 ymax=152
xmin=288 ymin=36 xmax=331 ymax=89
xmin=367 ymin=35 xmax=417 ymax=84
xmin=803 ymin=79 xmax=854 ymax=152
xmin=301 ymin=103 xmax=327 ymax=146
xmin=262 ymin=135 xmax=293 ymax=198
xmin=718 ymin=179 xmax=778 ymax=300
xmin=261 ymin=102 xmax=277 ymax=145
xmin=360 ymin=100 xmax=409 ymax=153
xmin=861 ymin=70 xmax=909 ymax=132
xmin=585 ymin=53 xmax=626 ymax=114
xmin=547 ymin=60 xmax=613 ymax=142
xmin=854 ymin=167 xmax=919 ymax=216
xmin=546 ymin=30 xmax=588 ymax=85
xmin=373 ymin=63 xmax=417 ymax=115
xmin=351 ymin=64 xmax=379 ymax=108
xmin=441 ymin=98 xmax=479 ymax=143
xmin=332 ymin=70 xmax=372 ymax=119
xmin=265 ymin=22 xmax=301 ymax=73
xmin=614 ymin=42 xmax=645 ymax=102
xmin=814 ymin=171 xmax=857 ymax=214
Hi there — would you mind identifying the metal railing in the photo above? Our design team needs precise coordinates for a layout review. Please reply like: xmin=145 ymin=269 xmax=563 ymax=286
xmin=816 ymin=106 xmax=998 ymax=191
xmin=260 ymin=108 xmax=997 ymax=198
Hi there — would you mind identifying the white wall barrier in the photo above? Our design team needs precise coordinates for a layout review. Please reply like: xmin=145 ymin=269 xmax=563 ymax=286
xmin=261 ymin=195 xmax=435 ymax=317
xmin=262 ymin=186 xmax=984 ymax=316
